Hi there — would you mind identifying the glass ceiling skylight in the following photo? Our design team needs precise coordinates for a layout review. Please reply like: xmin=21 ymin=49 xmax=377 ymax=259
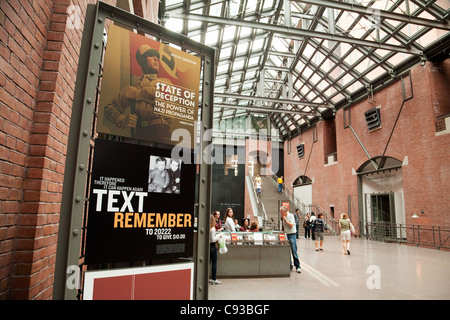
xmin=163 ymin=0 xmax=450 ymax=139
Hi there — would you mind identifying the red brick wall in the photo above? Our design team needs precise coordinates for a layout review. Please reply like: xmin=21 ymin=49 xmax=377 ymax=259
xmin=284 ymin=60 xmax=450 ymax=230
xmin=0 ymin=0 xmax=156 ymax=300
xmin=1 ymin=0 xmax=53 ymax=300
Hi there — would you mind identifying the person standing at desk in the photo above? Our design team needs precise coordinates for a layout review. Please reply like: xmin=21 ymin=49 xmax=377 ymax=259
xmin=213 ymin=211 xmax=223 ymax=231
xmin=223 ymin=208 xmax=236 ymax=232
xmin=280 ymin=206 xmax=301 ymax=273
xmin=209 ymin=214 xmax=221 ymax=284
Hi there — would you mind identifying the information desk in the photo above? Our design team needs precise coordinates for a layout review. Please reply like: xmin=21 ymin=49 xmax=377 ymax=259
xmin=216 ymin=232 xmax=291 ymax=278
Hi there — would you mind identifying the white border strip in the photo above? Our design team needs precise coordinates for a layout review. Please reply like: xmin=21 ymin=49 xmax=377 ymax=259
xmin=302 ymin=262 xmax=339 ymax=287
xmin=83 ymin=262 xmax=194 ymax=300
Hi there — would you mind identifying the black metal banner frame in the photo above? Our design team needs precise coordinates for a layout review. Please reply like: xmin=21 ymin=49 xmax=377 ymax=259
xmin=54 ymin=1 xmax=215 ymax=300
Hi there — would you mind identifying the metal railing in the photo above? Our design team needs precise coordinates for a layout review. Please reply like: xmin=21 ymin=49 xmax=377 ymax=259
xmin=268 ymin=175 xmax=450 ymax=249
xmin=270 ymin=175 xmax=309 ymax=216
xmin=270 ymin=174 xmax=339 ymax=235
xmin=247 ymin=176 xmax=271 ymax=229
xmin=312 ymin=203 xmax=339 ymax=235
xmin=365 ymin=222 xmax=450 ymax=250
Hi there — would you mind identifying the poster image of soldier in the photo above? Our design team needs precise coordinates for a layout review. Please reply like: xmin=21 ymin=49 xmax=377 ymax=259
xmin=148 ymin=156 xmax=182 ymax=194
xmin=97 ymin=25 xmax=200 ymax=148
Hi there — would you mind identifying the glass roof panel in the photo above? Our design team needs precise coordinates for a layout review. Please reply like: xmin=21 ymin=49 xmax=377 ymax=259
xmin=165 ymin=17 xmax=182 ymax=32
xmin=209 ymin=2 xmax=223 ymax=16
xmin=163 ymin=0 xmax=450 ymax=139
xmin=222 ymin=26 xmax=236 ymax=42
xmin=365 ymin=66 xmax=387 ymax=81
xmin=220 ymin=47 xmax=232 ymax=59
xmin=248 ymin=56 xmax=260 ymax=67
xmin=205 ymin=29 xmax=219 ymax=46
xmin=217 ymin=63 xmax=228 ymax=74
xmin=236 ymin=42 xmax=249 ymax=55
xmin=233 ymin=59 xmax=245 ymax=70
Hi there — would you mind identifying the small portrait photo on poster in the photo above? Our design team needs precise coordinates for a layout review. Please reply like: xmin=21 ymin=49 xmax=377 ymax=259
xmin=148 ymin=155 xmax=182 ymax=194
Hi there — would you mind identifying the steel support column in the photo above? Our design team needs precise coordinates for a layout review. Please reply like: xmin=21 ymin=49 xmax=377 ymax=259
xmin=54 ymin=3 xmax=105 ymax=300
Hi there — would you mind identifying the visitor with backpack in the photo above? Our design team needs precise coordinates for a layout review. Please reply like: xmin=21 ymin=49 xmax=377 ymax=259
xmin=311 ymin=213 xmax=329 ymax=251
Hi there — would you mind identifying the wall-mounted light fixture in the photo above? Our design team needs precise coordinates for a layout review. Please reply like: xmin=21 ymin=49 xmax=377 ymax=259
xmin=412 ymin=210 xmax=424 ymax=218
xmin=420 ymin=57 xmax=427 ymax=67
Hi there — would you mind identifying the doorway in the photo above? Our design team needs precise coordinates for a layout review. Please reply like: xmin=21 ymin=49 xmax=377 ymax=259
xmin=368 ymin=192 xmax=396 ymax=238
xmin=370 ymin=193 xmax=395 ymax=223
xmin=293 ymin=175 xmax=312 ymax=213
xmin=357 ymin=156 xmax=405 ymax=238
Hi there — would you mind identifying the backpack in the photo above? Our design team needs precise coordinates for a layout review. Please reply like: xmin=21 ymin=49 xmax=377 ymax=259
xmin=314 ymin=218 xmax=327 ymax=232
xmin=303 ymin=218 xmax=311 ymax=228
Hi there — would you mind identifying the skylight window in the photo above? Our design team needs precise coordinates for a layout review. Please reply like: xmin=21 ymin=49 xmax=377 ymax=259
xmin=163 ymin=0 xmax=449 ymax=139
xmin=236 ymin=43 xmax=249 ymax=55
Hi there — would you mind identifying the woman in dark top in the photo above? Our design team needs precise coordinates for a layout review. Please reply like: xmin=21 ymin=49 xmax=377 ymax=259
xmin=213 ymin=211 xmax=223 ymax=231
xmin=239 ymin=218 xmax=250 ymax=231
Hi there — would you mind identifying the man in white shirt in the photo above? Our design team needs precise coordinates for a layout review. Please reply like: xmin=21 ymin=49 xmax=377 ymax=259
xmin=280 ymin=206 xmax=301 ymax=273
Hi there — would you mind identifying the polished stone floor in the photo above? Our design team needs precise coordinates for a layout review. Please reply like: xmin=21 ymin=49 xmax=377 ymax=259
xmin=208 ymin=236 xmax=450 ymax=300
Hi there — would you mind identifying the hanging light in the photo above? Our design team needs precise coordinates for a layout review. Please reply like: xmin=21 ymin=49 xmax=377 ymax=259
xmin=411 ymin=213 xmax=420 ymax=219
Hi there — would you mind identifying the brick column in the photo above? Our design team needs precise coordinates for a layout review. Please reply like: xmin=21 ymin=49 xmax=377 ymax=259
xmin=0 ymin=0 xmax=89 ymax=300
xmin=1 ymin=0 xmax=157 ymax=300
xmin=1 ymin=0 xmax=52 ymax=300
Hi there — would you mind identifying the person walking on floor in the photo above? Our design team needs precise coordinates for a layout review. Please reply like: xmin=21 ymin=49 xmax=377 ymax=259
xmin=311 ymin=213 xmax=329 ymax=251
xmin=277 ymin=176 xmax=284 ymax=193
xmin=255 ymin=175 xmax=262 ymax=198
xmin=309 ymin=212 xmax=316 ymax=240
xmin=294 ymin=208 xmax=301 ymax=239
xmin=209 ymin=214 xmax=221 ymax=284
xmin=339 ymin=213 xmax=353 ymax=255
xmin=303 ymin=213 xmax=311 ymax=239
xmin=280 ymin=206 xmax=301 ymax=273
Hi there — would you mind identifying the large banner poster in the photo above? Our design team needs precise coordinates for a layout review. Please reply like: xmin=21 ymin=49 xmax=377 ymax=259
xmin=97 ymin=25 xmax=201 ymax=148
xmin=85 ymin=139 xmax=196 ymax=264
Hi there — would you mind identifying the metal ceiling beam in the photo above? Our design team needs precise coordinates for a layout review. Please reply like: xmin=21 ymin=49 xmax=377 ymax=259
xmin=166 ymin=0 xmax=449 ymax=140
xmin=268 ymin=50 xmax=297 ymax=58
xmin=214 ymin=92 xmax=329 ymax=108
xmin=265 ymin=65 xmax=291 ymax=72
xmin=402 ymin=0 xmax=448 ymax=22
xmin=287 ymin=31 xmax=450 ymax=141
xmin=293 ymin=0 xmax=450 ymax=30
xmin=215 ymin=65 xmax=259 ymax=79
xmin=275 ymin=4 xmax=327 ymax=129
xmin=276 ymin=0 xmax=428 ymax=110
xmin=296 ymin=1 xmax=439 ymax=104
xmin=215 ymin=103 xmax=317 ymax=115
xmin=168 ymin=12 xmax=424 ymax=55
xmin=289 ymin=7 xmax=420 ymax=104
xmin=166 ymin=0 xmax=228 ymax=12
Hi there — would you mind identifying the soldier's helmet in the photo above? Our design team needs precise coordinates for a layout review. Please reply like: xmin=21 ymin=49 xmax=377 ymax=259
xmin=135 ymin=44 xmax=160 ymax=71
